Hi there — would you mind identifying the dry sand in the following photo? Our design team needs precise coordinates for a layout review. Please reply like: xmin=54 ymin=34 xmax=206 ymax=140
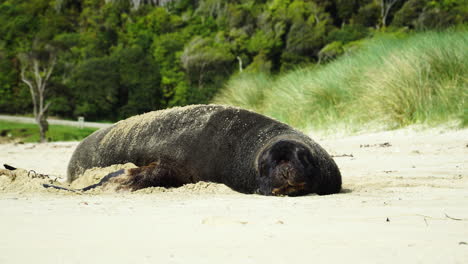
xmin=0 ymin=127 xmax=467 ymax=263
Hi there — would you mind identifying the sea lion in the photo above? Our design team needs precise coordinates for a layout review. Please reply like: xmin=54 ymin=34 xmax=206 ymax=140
xmin=63 ymin=105 xmax=341 ymax=196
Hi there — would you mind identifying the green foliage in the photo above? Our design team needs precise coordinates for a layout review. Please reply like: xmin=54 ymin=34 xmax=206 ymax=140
xmin=181 ymin=36 xmax=235 ymax=82
xmin=213 ymin=72 xmax=273 ymax=111
xmin=248 ymin=27 xmax=281 ymax=54
xmin=152 ymin=32 xmax=189 ymax=106
xmin=334 ymin=0 xmax=360 ymax=23
xmin=245 ymin=52 xmax=273 ymax=73
xmin=195 ymin=0 xmax=228 ymax=18
xmin=47 ymin=96 xmax=73 ymax=117
xmin=71 ymin=55 xmax=120 ymax=119
xmin=0 ymin=0 xmax=466 ymax=124
xmin=180 ymin=35 xmax=236 ymax=103
xmin=115 ymin=46 xmax=162 ymax=118
xmin=70 ymin=45 xmax=161 ymax=120
xmin=125 ymin=7 xmax=180 ymax=49
xmin=352 ymin=1 xmax=380 ymax=27
xmin=216 ymin=30 xmax=468 ymax=131
xmin=0 ymin=51 xmax=31 ymax=114
xmin=281 ymin=17 xmax=329 ymax=69
xmin=327 ymin=24 xmax=370 ymax=44
xmin=393 ymin=0 xmax=468 ymax=29
xmin=318 ymin=41 xmax=344 ymax=63
xmin=0 ymin=120 xmax=98 ymax=143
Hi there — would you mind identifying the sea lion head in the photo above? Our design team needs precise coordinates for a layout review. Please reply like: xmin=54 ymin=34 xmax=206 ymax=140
xmin=256 ymin=139 xmax=319 ymax=196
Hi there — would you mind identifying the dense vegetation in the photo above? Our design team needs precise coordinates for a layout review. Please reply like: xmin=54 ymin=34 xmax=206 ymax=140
xmin=0 ymin=0 xmax=466 ymax=122
xmin=215 ymin=30 xmax=468 ymax=131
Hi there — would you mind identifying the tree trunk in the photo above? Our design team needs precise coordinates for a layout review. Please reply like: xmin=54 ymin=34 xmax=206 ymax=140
xmin=381 ymin=0 xmax=399 ymax=28
xmin=237 ymin=56 xmax=243 ymax=72
xmin=37 ymin=114 xmax=49 ymax=143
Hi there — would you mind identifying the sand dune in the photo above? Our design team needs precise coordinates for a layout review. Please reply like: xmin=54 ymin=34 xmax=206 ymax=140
xmin=0 ymin=127 xmax=467 ymax=263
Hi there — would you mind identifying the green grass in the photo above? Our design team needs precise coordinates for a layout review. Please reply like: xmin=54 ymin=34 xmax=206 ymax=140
xmin=214 ymin=30 xmax=468 ymax=132
xmin=0 ymin=121 xmax=98 ymax=143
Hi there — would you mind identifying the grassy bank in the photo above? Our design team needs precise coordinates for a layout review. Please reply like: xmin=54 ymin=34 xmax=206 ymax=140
xmin=214 ymin=30 xmax=467 ymax=132
xmin=0 ymin=121 xmax=98 ymax=143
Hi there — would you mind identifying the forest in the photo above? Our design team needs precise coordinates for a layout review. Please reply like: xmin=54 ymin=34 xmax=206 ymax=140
xmin=0 ymin=0 xmax=466 ymax=122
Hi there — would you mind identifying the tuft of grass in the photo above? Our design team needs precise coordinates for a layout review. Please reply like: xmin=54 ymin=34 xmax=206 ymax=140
xmin=213 ymin=72 xmax=274 ymax=112
xmin=215 ymin=30 xmax=467 ymax=132
xmin=0 ymin=121 xmax=98 ymax=143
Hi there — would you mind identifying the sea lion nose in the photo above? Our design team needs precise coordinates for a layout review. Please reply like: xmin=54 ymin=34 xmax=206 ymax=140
xmin=280 ymin=167 xmax=291 ymax=180
xmin=279 ymin=162 xmax=301 ymax=183
xmin=272 ymin=164 xmax=301 ymax=188
xmin=277 ymin=161 xmax=293 ymax=176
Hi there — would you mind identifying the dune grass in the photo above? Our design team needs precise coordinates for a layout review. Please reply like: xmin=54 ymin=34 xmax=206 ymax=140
xmin=0 ymin=121 xmax=98 ymax=143
xmin=214 ymin=30 xmax=467 ymax=132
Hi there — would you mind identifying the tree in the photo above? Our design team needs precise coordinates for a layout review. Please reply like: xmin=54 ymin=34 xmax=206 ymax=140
xmin=380 ymin=0 xmax=399 ymax=28
xmin=115 ymin=46 xmax=162 ymax=118
xmin=103 ymin=0 xmax=177 ymax=10
xmin=392 ymin=0 xmax=468 ymax=30
xmin=70 ymin=45 xmax=162 ymax=120
xmin=0 ymin=51 xmax=31 ymax=114
xmin=70 ymin=55 xmax=120 ymax=121
xmin=18 ymin=42 xmax=57 ymax=142
xmin=181 ymin=36 xmax=235 ymax=88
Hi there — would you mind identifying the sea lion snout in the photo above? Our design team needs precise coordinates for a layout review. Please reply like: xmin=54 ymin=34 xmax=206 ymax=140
xmin=273 ymin=161 xmax=303 ymax=183
xmin=270 ymin=161 xmax=310 ymax=196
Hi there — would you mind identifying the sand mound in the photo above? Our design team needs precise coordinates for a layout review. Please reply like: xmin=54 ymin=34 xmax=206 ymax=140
xmin=70 ymin=163 xmax=137 ymax=189
xmin=0 ymin=164 xmax=139 ymax=194
xmin=70 ymin=163 xmax=236 ymax=195
xmin=0 ymin=168 xmax=63 ymax=194
xmin=134 ymin=181 xmax=238 ymax=195
xmin=0 ymin=163 xmax=237 ymax=195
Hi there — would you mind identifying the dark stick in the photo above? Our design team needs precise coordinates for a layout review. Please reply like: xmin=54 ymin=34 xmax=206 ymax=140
xmin=43 ymin=184 xmax=80 ymax=193
xmin=42 ymin=169 xmax=126 ymax=193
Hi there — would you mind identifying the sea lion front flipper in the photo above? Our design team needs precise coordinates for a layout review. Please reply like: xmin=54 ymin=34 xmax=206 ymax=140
xmin=81 ymin=161 xmax=190 ymax=191
xmin=117 ymin=161 xmax=189 ymax=191
xmin=43 ymin=161 xmax=189 ymax=192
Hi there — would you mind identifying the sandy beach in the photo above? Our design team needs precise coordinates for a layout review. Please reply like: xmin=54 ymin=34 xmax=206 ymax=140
xmin=0 ymin=127 xmax=467 ymax=263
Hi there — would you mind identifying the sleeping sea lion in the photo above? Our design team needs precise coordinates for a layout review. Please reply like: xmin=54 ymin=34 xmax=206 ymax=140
xmin=60 ymin=105 xmax=341 ymax=196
